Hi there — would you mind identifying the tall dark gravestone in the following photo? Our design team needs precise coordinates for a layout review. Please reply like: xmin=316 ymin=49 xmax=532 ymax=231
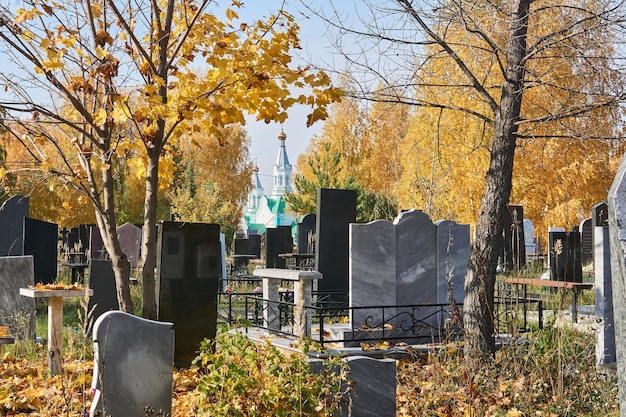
xmin=502 ymin=205 xmax=526 ymax=272
xmin=0 ymin=195 xmax=29 ymax=256
xmin=580 ymin=217 xmax=593 ymax=266
xmin=156 ymin=221 xmax=220 ymax=365
xmin=548 ymin=229 xmax=582 ymax=282
xmin=233 ymin=238 xmax=249 ymax=255
xmin=248 ymin=234 xmax=261 ymax=259
xmin=316 ymin=188 xmax=357 ymax=302
xmin=262 ymin=226 xmax=292 ymax=268
xmin=87 ymin=259 xmax=121 ymax=321
xmin=297 ymin=213 xmax=317 ymax=254
xmin=23 ymin=218 xmax=58 ymax=284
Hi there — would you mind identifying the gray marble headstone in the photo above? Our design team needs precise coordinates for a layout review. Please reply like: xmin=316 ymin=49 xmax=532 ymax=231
xmin=435 ymin=219 xmax=470 ymax=305
xmin=117 ymin=222 xmax=141 ymax=268
xmin=609 ymin=156 xmax=626 ymax=412
xmin=87 ymin=260 xmax=120 ymax=321
xmin=595 ymin=215 xmax=615 ymax=368
xmin=23 ymin=217 xmax=58 ymax=284
xmin=394 ymin=210 xmax=437 ymax=306
xmin=0 ymin=195 xmax=29 ymax=256
xmin=523 ymin=219 xmax=536 ymax=262
xmin=0 ymin=256 xmax=35 ymax=339
xmin=350 ymin=220 xmax=396 ymax=327
xmin=90 ymin=311 xmax=174 ymax=417
xmin=309 ymin=356 xmax=396 ymax=417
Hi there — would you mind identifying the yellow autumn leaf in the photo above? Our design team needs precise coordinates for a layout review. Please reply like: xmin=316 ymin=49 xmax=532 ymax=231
xmin=92 ymin=108 xmax=107 ymax=126
xmin=62 ymin=201 xmax=72 ymax=210
xmin=95 ymin=45 xmax=107 ymax=60
xmin=14 ymin=8 xmax=40 ymax=24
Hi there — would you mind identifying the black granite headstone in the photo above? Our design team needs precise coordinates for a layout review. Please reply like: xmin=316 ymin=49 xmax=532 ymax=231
xmin=593 ymin=201 xmax=609 ymax=228
xmin=233 ymin=238 xmax=249 ymax=255
xmin=580 ymin=218 xmax=593 ymax=265
xmin=316 ymin=188 xmax=357 ymax=302
xmin=87 ymin=259 xmax=121 ymax=320
xmin=23 ymin=217 xmax=58 ymax=284
xmin=262 ymin=226 xmax=292 ymax=268
xmin=548 ymin=229 xmax=582 ymax=282
xmin=248 ymin=234 xmax=261 ymax=259
xmin=297 ymin=213 xmax=316 ymax=254
xmin=156 ymin=221 xmax=220 ymax=365
xmin=0 ymin=195 xmax=29 ymax=256
xmin=501 ymin=205 xmax=526 ymax=272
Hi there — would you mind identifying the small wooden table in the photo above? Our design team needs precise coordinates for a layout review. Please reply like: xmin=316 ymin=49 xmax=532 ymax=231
xmin=20 ymin=288 xmax=93 ymax=375
xmin=503 ymin=278 xmax=593 ymax=323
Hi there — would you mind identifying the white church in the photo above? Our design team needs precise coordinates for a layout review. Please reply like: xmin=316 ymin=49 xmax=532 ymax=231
xmin=243 ymin=130 xmax=296 ymax=235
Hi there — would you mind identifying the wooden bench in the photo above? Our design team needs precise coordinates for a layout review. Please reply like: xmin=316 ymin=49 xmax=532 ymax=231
xmin=503 ymin=277 xmax=593 ymax=323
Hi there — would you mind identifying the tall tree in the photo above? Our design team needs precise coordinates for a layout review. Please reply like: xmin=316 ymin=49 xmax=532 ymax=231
xmin=0 ymin=0 xmax=341 ymax=317
xmin=314 ymin=0 xmax=626 ymax=361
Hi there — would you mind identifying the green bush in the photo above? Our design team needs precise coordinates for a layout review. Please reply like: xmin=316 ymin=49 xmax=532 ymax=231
xmin=193 ymin=327 xmax=346 ymax=417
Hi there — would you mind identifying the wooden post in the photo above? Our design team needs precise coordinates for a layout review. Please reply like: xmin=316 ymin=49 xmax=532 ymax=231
xmin=48 ymin=296 xmax=63 ymax=375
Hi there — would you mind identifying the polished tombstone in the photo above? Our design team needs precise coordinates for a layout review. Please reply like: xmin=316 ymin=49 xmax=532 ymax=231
xmin=580 ymin=217 xmax=593 ymax=266
xmin=435 ymin=219 xmax=470 ymax=305
xmin=349 ymin=211 xmax=469 ymax=342
xmin=524 ymin=219 xmax=537 ymax=263
xmin=608 ymin=158 xmax=626 ymax=410
xmin=23 ymin=217 xmax=57 ymax=284
xmin=316 ymin=188 xmax=357 ymax=302
xmin=262 ymin=226 xmax=292 ymax=268
xmin=156 ymin=221 xmax=220 ymax=365
xmin=0 ymin=195 xmax=29 ymax=256
xmin=349 ymin=220 xmax=397 ymax=327
xmin=297 ymin=213 xmax=317 ymax=254
xmin=501 ymin=205 xmax=526 ymax=272
xmin=248 ymin=234 xmax=261 ymax=259
xmin=117 ymin=222 xmax=142 ymax=268
xmin=309 ymin=356 xmax=396 ymax=417
xmin=90 ymin=311 xmax=174 ymax=417
xmin=0 ymin=256 xmax=35 ymax=339
xmin=548 ymin=229 xmax=583 ymax=282
xmin=89 ymin=225 xmax=105 ymax=259
xmin=395 ymin=210 xmax=438 ymax=306
xmin=87 ymin=259 xmax=120 ymax=321
xmin=594 ymin=202 xmax=616 ymax=369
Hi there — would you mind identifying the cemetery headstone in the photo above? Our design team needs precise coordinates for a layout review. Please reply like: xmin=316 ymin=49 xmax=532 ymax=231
xmin=608 ymin=157 xmax=626 ymax=410
xmin=23 ymin=217 xmax=57 ymax=284
xmin=262 ymin=226 xmax=292 ymax=268
xmin=87 ymin=260 xmax=120 ymax=321
xmin=297 ymin=213 xmax=317 ymax=254
xmin=349 ymin=210 xmax=470 ymax=342
xmin=0 ymin=256 xmax=35 ymax=339
xmin=156 ymin=221 xmax=220 ymax=365
xmin=523 ymin=219 xmax=536 ymax=263
xmin=594 ymin=201 xmax=609 ymax=228
xmin=0 ymin=195 xmax=29 ymax=256
xmin=316 ymin=188 xmax=357 ymax=303
xmin=595 ymin=201 xmax=616 ymax=369
xmin=309 ymin=356 xmax=396 ymax=417
xmin=548 ymin=229 xmax=582 ymax=282
xmin=435 ymin=219 xmax=470 ymax=305
xmin=248 ymin=234 xmax=261 ymax=259
xmin=90 ymin=311 xmax=174 ymax=417
xmin=501 ymin=205 xmax=525 ymax=272
xmin=89 ymin=225 xmax=105 ymax=259
xmin=580 ymin=217 xmax=593 ymax=266
xmin=117 ymin=222 xmax=142 ymax=268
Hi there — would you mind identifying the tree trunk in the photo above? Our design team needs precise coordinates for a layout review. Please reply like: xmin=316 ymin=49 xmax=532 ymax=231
xmin=141 ymin=149 xmax=160 ymax=319
xmin=96 ymin=159 xmax=133 ymax=313
xmin=463 ymin=0 xmax=530 ymax=362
